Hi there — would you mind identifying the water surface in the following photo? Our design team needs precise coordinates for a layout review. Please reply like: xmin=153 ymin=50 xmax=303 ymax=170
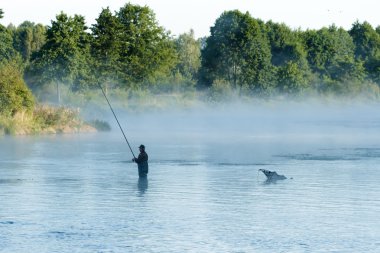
xmin=1 ymin=104 xmax=380 ymax=252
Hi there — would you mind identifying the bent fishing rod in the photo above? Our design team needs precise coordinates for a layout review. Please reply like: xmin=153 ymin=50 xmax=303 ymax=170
xmin=98 ymin=83 xmax=136 ymax=159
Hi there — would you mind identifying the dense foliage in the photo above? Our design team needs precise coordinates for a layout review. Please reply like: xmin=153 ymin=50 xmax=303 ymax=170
xmin=200 ymin=11 xmax=273 ymax=94
xmin=0 ymin=61 xmax=35 ymax=115
xmin=1 ymin=5 xmax=380 ymax=108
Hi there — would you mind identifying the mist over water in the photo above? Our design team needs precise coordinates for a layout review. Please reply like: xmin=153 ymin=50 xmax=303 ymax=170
xmin=1 ymin=101 xmax=380 ymax=252
xmin=120 ymin=100 xmax=380 ymax=164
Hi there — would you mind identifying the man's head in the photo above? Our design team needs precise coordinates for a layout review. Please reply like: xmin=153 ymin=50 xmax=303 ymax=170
xmin=139 ymin=144 xmax=145 ymax=151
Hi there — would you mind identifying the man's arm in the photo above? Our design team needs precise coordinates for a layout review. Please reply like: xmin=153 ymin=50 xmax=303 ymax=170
xmin=134 ymin=153 xmax=148 ymax=163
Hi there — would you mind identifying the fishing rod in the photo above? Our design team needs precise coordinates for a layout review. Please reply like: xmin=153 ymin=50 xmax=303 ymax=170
xmin=98 ymin=83 xmax=136 ymax=159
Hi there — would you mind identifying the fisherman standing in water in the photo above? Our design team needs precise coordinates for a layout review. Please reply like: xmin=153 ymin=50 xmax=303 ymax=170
xmin=132 ymin=144 xmax=149 ymax=177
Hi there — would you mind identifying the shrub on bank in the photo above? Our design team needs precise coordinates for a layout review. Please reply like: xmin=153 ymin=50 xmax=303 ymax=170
xmin=0 ymin=106 xmax=97 ymax=135
xmin=0 ymin=62 xmax=35 ymax=115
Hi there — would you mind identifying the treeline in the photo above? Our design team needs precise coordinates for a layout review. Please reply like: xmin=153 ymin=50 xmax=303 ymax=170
xmin=1 ymin=4 xmax=380 ymax=108
xmin=201 ymin=12 xmax=380 ymax=97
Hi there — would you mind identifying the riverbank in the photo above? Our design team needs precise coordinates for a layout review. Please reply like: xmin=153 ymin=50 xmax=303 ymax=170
xmin=2 ymin=89 xmax=379 ymax=136
xmin=0 ymin=105 xmax=97 ymax=136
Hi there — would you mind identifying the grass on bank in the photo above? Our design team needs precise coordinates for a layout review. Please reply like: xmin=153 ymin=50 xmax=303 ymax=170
xmin=0 ymin=105 xmax=110 ymax=136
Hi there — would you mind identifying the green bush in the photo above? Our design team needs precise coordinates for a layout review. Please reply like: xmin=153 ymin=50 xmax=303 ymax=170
xmin=0 ymin=115 xmax=15 ymax=135
xmin=33 ymin=106 xmax=80 ymax=128
xmin=0 ymin=62 xmax=35 ymax=115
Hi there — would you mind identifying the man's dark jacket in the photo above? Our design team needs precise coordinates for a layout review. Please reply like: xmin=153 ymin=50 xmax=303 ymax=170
xmin=135 ymin=151 xmax=148 ymax=177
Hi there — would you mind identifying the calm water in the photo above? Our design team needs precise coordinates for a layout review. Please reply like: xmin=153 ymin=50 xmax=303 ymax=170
xmin=1 ymin=104 xmax=380 ymax=252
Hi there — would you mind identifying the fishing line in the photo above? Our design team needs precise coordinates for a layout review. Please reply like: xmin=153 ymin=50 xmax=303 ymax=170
xmin=98 ymin=83 xmax=136 ymax=159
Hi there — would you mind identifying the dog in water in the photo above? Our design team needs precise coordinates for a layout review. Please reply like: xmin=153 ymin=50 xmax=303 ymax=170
xmin=259 ymin=169 xmax=287 ymax=180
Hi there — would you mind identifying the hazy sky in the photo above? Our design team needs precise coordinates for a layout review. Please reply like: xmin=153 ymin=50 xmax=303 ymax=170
xmin=1 ymin=0 xmax=379 ymax=38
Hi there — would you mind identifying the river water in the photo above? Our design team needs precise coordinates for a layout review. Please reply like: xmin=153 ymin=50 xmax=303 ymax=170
xmin=1 ymin=103 xmax=380 ymax=252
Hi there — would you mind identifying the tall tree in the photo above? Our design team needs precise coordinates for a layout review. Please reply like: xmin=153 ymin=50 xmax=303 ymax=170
xmin=0 ymin=10 xmax=20 ymax=64
xmin=116 ymin=3 xmax=177 ymax=86
xmin=350 ymin=21 xmax=380 ymax=61
xmin=13 ymin=21 xmax=46 ymax=62
xmin=266 ymin=21 xmax=299 ymax=66
xmin=28 ymin=12 xmax=92 ymax=102
xmin=200 ymin=10 xmax=273 ymax=93
xmin=266 ymin=21 xmax=312 ymax=93
xmin=174 ymin=29 xmax=201 ymax=84
xmin=349 ymin=21 xmax=380 ymax=84
xmin=91 ymin=7 xmax=122 ymax=90
xmin=90 ymin=3 xmax=177 ymax=89
xmin=303 ymin=25 xmax=364 ymax=91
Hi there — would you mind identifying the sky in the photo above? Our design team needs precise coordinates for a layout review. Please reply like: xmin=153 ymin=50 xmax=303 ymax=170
xmin=1 ymin=0 xmax=380 ymax=38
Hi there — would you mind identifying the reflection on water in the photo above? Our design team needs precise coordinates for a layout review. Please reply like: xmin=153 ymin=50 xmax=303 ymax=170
xmin=0 ymin=178 xmax=24 ymax=184
xmin=137 ymin=177 xmax=148 ymax=195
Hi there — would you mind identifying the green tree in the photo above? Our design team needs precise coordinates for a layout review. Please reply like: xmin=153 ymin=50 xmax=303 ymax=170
xmin=350 ymin=21 xmax=380 ymax=60
xmin=115 ymin=3 xmax=177 ymax=86
xmin=349 ymin=21 xmax=380 ymax=84
xmin=303 ymin=25 xmax=364 ymax=92
xmin=28 ymin=12 xmax=92 ymax=102
xmin=0 ymin=10 xmax=20 ymax=64
xmin=266 ymin=21 xmax=299 ymax=66
xmin=266 ymin=21 xmax=311 ymax=93
xmin=90 ymin=3 xmax=177 ymax=89
xmin=91 ymin=7 xmax=123 ymax=90
xmin=173 ymin=29 xmax=201 ymax=84
xmin=276 ymin=60 xmax=312 ymax=94
xmin=0 ymin=61 xmax=35 ymax=115
xmin=13 ymin=21 xmax=46 ymax=62
xmin=377 ymin=26 xmax=380 ymax=35
xmin=0 ymin=28 xmax=15 ymax=62
xmin=200 ymin=10 xmax=273 ymax=94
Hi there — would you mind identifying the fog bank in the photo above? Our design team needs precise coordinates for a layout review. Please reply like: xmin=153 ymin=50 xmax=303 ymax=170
xmin=91 ymin=100 xmax=380 ymax=164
